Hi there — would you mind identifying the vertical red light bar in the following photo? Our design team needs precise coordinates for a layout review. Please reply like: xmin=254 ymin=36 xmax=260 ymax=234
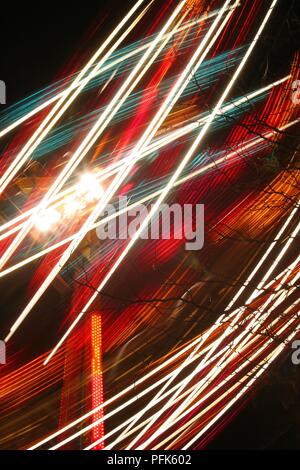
xmin=91 ymin=312 xmax=105 ymax=449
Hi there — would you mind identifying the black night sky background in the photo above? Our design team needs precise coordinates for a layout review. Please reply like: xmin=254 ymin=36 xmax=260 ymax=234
xmin=0 ymin=0 xmax=300 ymax=451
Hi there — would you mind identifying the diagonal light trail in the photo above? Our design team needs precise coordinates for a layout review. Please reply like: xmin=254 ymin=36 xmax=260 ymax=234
xmin=102 ymin=0 xmax=281 ymax=449
xmin=140 ymin=252 xmax=300 ymax=450
xmin=0 ymin=8 xmax=228 ymax=139
xmin=0 ymin=116 xmax=297 ymax=284
xmin=42 ymin=0 xmax=239 ymax=364
xmin=45 ymin=0 xmax=279 ymax=440
xmin=131 ymin=282 xmax=300 ymax=449
xmin=0 ymin=0 xmax=189 ymax=274
xmin=118 ymin=301 xmax=300 ymax=450
xmin=58 ymin=280 xmax=299 ymax=450
xmin=182 ymin=312 xmax=300 ymax=449
xmin=29 ymin=259 xmax=298 ymax=450
xmin=190 ymin=196 xmax=300 ymax=392
xmin=28 ymin=332 xmax=223 ymax=449
xmin=0 ymin=0 xmax=148 ymax=194
xmin=2 ymin=0 xmax=296 ymax=452
xmin=0 ymin=75 xmax=288 ymax=244
xmin=152 ymin=305 xmax=299 ymax=449
xmin=4 ymin=0 xmax=237 ymax=345
xmin=146 ymin=208 xmax=300 ymax=450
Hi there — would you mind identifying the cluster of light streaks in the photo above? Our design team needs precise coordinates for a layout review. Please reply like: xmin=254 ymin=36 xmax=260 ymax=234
xmin=4 ymin=0 xmax=239 ymax=347
xmin=28 ymin=198 xmax=299 ymax=450
xmin=0 ymin=0 xmax=299 ymax=451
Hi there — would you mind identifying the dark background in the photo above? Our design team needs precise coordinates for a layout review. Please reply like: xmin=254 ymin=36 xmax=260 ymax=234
xmin=0 ymin=0 xmax=300 ymax=450
xmin=0 ymin=1 xmax=132 ymax=104
xmin=0 ymin=0 xmax=299 ymax=105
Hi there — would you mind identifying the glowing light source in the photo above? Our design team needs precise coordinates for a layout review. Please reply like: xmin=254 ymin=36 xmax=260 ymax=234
xmin=90 ymin=313 xmax=105 ymax=450
xmin=63 ymin=196 xmax=81 ymax=217
xmin=77 ymin=173 xmax=104 ymax=202
xmin=34 ymin=208 xmax=61 ymax=233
